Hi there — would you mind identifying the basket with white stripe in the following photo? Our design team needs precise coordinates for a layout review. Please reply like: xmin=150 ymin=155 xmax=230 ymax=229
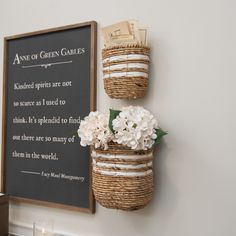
xmin=102 ymin=44 xmax=150 ymax=99
xmin=77 ymin=107 xmax=168 ymax=210
xmin=92 ymin=142 xmax=154 ymax=211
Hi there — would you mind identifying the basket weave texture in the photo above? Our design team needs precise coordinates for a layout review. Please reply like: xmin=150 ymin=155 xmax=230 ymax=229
xmin=92 ymin=142 xmax=154 ymax=210
xmin=102 ymin=45 xmax=150 ymax=99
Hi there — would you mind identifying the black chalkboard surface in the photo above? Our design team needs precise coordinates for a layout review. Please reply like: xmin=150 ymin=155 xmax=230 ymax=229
xmin=1 ymin=22 xmax=97 ymax=213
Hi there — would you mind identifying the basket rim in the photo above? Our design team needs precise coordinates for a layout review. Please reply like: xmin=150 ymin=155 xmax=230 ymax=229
xmin=93 ymin=142 xmax=153 ymax=155
xmin=103 ymin=44 xmax=150 ymax=51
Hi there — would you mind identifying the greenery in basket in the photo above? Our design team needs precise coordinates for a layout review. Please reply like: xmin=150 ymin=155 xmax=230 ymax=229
xmin=77 ymin=106 xmax=167 ymax=151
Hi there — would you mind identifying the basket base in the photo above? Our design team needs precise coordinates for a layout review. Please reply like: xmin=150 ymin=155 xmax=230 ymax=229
xmin=104 ymin=77 xmax=148 ymax=99
xmin=92 ymin=171 xmax=153 ymax=211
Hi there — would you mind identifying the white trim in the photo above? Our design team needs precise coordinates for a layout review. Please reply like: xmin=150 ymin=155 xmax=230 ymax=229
xmin=103 ymin=63 xmax=148 ymax=71
xmin=104 ymin=71 xmax=148 ymax=79
xmin=93 ymin=160 xmax=153 ymax=169
xmin=9 ymin=221 xmax=72 ymax=236
xmin=93 ymin=168 xmax=152 ymax=177
xmin=103 ymin=54 xmax=149 ymax=63
xmin=91 ymin=151 xmax=153 ymax=160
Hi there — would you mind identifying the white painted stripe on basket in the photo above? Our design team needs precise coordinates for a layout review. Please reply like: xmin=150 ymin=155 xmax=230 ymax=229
xmin=91 ymin=151 xmax=153 ymax=160
xmin=93 ymin=168 xmax=153 ymax=177
xmin=104 ymin=71 xmax=148 ymax=79
xmin=103 ymin=54 xmax=149 ymax=63
xmin=103 ymin=63 xmax=148 ymax=71
xmin=93 ymin=160 xmax=153 ymax=169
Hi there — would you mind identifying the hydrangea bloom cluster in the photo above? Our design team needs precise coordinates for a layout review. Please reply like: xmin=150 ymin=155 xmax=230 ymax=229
xmin=112 ymin=106 xmax=158 ymax=150
xmin=77 ymin=111 xmax=113 ymax=150
xmin=77 ymin=107 xmax=165 ymax=151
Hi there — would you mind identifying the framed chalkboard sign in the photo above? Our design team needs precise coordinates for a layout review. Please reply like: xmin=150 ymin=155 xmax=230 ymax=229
xmin=1 ymin=21 xmax=97 ymax=213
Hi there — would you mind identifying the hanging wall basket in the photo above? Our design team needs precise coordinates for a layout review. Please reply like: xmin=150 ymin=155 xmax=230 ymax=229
xmin=102 ymin=45 xmax=150 ymax=99
xmin=92 ymin=142 xmax=154 ymax=211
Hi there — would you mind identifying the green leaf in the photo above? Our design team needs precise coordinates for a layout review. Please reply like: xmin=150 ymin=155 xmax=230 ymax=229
xmin=68 ymin=131 xmax=78 ymax=138
xmin=155 ymin=128 xmax=168 ymax=144
xmin=109 ymin=109 xmax=121 ymax=133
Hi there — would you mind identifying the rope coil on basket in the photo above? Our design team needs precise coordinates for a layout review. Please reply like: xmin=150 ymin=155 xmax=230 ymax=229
xmin=92 ymin=142 xmax=154 ymax=211
xmin=102 ymin=44 xmax=150 ymax=99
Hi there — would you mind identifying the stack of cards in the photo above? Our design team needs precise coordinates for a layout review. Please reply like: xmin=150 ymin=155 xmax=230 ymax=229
xmin=102 ymin=20 xmax=148 ymax=47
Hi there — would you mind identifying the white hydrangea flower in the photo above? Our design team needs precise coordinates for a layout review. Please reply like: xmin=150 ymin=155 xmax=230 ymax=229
xmin=112 ymin=106 xmax=159 ymax=150
xmin=77 ymin=111 xmax=113 ymax=150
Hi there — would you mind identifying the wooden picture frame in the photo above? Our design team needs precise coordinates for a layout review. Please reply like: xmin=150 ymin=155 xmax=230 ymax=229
xmin=1 ymin=21 xmax=97 ymax=213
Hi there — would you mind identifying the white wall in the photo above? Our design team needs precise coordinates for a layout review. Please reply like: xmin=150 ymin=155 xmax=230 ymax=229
xmin=0 ymin=0 xmax=236 ymax=235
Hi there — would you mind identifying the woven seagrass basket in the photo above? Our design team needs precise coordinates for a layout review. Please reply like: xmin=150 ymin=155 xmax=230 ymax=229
xmin=102 ymin=44 xmax=150 ymax=99
xmin=92 ymin=142 xmax=154 ymax=210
